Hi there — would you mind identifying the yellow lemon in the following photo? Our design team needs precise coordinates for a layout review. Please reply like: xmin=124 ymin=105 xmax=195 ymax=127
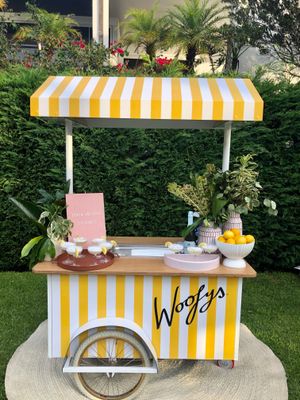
xmin=165 ymin=241 xmax=173 ymax=248
xmin=245 ymin=235 xmax=255 ymax=243
xmin=101 ymin=246 xmax=108 ymax=255
xmin=110 ymin=240 xmax=117 ymax=247
xmin=223 ymin=230 xmax=235 ymax=240
xmin=226 ymin=238 xmax=236 ymax=244
xmin=218 ymin=236 xmax=226 ymax=243
xmin=236 ymin=236 xmax=247 ymax=245
xmin=230 ymin=228 xmax=241 ymax=237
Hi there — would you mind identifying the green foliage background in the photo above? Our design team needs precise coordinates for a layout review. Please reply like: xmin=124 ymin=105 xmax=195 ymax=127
xmin=0 ymin=67 xmax=299 ymax=271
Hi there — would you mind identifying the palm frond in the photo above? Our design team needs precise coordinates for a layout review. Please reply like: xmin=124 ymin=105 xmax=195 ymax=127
xmin=0 ymin=0 xmax=6 ymax=10
xmin=121 ymin=6 xmax=168 ymax=58
xmin=166 ymin=0 xmax=226 ymax=54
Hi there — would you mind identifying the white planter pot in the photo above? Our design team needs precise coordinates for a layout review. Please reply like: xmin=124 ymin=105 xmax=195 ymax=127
xmin=223 ymin=212 xmax=243 ymax=234
xmin=198 ymin=222 xmax=222 ymax=246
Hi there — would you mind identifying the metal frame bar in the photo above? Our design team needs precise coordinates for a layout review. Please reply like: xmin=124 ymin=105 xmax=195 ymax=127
xmin=222 ymin=121 xmax=232 ymax=172
xmin=64 ymin=117 xmax=233 ymax=193
xmin=63 ymin=356 xmax=158 ymax=374
xmin=65 ymin=119 xmax=73 ymax=193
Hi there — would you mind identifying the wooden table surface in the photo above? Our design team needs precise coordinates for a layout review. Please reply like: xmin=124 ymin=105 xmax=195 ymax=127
xmin=32 ymin=236 xmax=257 ymax=278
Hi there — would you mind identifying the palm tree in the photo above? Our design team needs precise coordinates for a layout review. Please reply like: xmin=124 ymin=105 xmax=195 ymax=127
xmin=121 ymin=6 xmax=168 ymax=61
xmin=14 ymin=4 xmax=79 ymax=54
xmin=166 ymin=0 xmax=226 ymax=72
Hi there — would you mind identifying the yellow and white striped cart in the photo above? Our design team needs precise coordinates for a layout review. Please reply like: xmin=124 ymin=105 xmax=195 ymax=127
xmin=30 ymin=76 xmax=263 ymax=399
xmin=33 ymin=237 xmax=256 ymax=400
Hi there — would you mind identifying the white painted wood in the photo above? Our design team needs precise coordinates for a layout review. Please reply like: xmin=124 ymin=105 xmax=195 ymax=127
xmin=92 ymin=0 xmax=100 ymax=43
xmin=63 ymin=356 xmax=157 ymax=374
xmin=222 ymin=121 xmax=232 ymax=171
xmin=214 ymin=277 xmax=227 ymax=360
xmin=234 ymin=278 xmax=243 ymax=360
xmin=159 ymin=277 xmax=171 ymax=358
xmin=47 ymin=276 xmax=52 ymax=358
xmin=103 ymin=0 xmax=109 ymax=47
xmin=65 ymin=120 xmax=73 ymax=193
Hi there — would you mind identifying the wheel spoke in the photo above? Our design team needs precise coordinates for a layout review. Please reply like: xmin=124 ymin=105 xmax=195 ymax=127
xmin=75 ymin=331 xmax=148 ymax=400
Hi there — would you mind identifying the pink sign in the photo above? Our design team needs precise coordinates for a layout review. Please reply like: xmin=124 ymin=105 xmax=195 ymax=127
xmin=66 ymin=193 xmax=106 ymax=246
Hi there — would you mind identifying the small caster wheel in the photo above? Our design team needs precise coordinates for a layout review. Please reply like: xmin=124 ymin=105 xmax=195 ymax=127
xmin=217 ymin=360 xmax=234 ymax=369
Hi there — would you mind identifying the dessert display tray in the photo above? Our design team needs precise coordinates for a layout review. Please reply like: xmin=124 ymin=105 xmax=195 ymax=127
xmin=164 ymin=253 xmax=220 ymax=272
xmin=55 ymin=249 xmax=115 ymax=271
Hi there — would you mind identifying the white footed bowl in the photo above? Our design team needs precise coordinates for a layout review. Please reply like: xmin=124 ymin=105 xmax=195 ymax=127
xmin=100 ymin=241 xmax=113 ymax=250
xmin=216 ymin=241 xmax=255 ymax=268
xmin=88 ymin=246 xmax=102 ymax=255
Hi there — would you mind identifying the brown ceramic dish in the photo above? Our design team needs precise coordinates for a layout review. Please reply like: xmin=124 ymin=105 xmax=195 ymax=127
xmin=55 ymin=249 xmax=115 ymax=271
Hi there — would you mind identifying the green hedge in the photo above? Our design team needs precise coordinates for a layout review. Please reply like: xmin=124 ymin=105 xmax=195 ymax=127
xmin=0 ymin=67 xmax=299 ymax=271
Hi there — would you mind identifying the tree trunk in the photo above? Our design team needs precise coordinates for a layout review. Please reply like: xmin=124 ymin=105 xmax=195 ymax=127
xmin=208 ymin=53 xmax=215 ymax=74
xmin=146 ymin=44 xmax=156 ymax=61
xmin=224 ymin=41 xmax=232 ymax=72
xmin=186 ymin=46 xmax=197 ymax=72
xmin=232 ymin=56 xmax=239 ymax=71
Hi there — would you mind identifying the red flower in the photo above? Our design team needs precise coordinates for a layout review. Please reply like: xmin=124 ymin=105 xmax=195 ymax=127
xmin=116 ymin=63 xmax=123 ymax=72
xmin=116 ymin=47 xmax=124 ymax=55
xmin=72 ymin=39 xmax=85 ymax=49
xmin=155 ymin=57 xmax=173 ymax=66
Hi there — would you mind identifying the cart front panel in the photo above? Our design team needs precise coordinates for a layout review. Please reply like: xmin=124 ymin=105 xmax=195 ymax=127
xmin=48 ymin=274 xmax=242 ymax=361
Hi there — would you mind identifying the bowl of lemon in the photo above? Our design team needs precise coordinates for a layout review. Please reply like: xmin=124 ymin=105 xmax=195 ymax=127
xmin=216 ymin=229 xmax=255 ymax=269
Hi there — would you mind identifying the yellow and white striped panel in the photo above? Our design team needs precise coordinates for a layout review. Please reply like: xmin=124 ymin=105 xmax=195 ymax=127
xmin=31 ymin=77 xmax=263 ymax=121
xmin=47 ymin=274 xmax=242 ymax=361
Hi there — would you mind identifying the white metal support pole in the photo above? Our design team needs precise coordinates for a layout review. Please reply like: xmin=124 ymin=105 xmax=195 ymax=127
xmin=92 ymin=0 xmax=100 ymax=43
xmin=103 ymin=0 xmax=109 ymax=48
xmin=222 ymin=121 xmax=232 ymax=172
xmin=65 ymin=119 xmax=73 ymax=194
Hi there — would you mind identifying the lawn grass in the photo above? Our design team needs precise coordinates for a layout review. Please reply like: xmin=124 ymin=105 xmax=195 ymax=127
xmin=242 ymin=272 xmax=300 ymax=400
xmin=0 ymin=271 xmax=299 ymax=400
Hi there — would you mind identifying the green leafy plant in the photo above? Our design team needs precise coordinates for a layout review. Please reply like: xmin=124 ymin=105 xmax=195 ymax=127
xmin=14 ymin=3 xmax=79 ymax=65
xmin=10 ymin=182 xmax=73 ymax=268
xmin=168 ymin=164 xmax=228 ymax=236
xmin=223 ymin=154 xmax=278 ymax=216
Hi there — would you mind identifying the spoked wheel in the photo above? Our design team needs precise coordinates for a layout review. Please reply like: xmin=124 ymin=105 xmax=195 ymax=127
xmin=217 ymin=360 xmax=235 ymax=369
xmin=73 ymin=329 xmax=150 ymax=400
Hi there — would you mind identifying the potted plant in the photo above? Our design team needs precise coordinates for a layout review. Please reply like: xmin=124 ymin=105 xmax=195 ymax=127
xmin=221 ymin=154 xmax=278 ymax=233
xmin=168 ymin=164 xmax=228 ymax=245
xmin=10 ymin=182 xmax=73 ymax=268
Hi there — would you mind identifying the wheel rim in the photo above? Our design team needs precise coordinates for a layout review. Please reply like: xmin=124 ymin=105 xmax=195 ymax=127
xmin=76 ymin=333 xmax=147 ymax=400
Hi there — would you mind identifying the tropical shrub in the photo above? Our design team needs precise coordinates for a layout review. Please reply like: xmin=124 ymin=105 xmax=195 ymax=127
xmin=0 ymin=67 xmax=299 ymax=271
xmin=121 ymin=6 xmax=168 ymax=60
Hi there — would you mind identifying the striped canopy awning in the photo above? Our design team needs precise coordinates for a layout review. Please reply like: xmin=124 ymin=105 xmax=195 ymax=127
xmin=30 ymin=76 xmax=263 ymax=127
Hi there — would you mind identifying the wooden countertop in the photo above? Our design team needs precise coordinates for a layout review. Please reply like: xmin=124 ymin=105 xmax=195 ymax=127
xmin=33 ymin=257 xmax=256 ymax=278
xmin=32 ymin=236 xmax=256 ymax=278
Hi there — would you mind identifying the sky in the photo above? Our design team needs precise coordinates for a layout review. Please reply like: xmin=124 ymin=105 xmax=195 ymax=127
xmin=7 ymin=0 xmax=92 ymax=16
